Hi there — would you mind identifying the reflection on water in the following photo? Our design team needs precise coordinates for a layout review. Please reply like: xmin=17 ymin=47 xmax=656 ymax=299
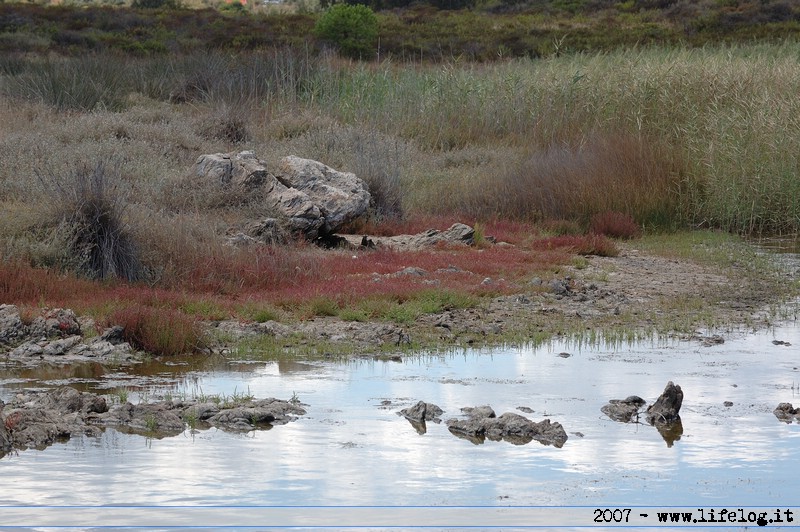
xmin=2 ymin=322 xmax=800 ymax=508
xmin=753 ymin=235 xmax=800 ymax=254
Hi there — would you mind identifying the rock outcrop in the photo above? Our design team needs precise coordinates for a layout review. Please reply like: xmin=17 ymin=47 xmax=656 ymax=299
xmin=343 ymin=223 xmax=478 ymax=251
xmin=195 ymin=151 xmax=370 ymax=241
xmin=194 ymin=150 xmax=269 ymax=189
xmin=1 ymin=306 xmax=136 ymax=366
xmin=0 ymin=304 xmax=27 ymax=346
xmin=0 ymin=387 xmax=306 ymax=455
xmin=446 ymin=405 xmax=568 ymax=447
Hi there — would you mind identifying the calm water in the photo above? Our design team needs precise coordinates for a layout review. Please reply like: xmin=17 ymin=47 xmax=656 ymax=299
xmin=2 ymin=323 xmax=800 ymax=512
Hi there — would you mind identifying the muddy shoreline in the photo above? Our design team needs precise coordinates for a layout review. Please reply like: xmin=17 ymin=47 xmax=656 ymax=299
xmin=3 ymin=242 xmax=797 ymax=368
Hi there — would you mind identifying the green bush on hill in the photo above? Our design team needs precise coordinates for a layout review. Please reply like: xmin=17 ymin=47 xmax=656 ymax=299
xmin=313 ymin=3 xmax=378 ymax=59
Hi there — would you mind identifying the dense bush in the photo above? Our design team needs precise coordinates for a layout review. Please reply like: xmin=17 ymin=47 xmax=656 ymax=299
xmin=39 ymin=161 xmax=143 ymax=282
xmin=313 ymin=3 xmax=378 ymax=59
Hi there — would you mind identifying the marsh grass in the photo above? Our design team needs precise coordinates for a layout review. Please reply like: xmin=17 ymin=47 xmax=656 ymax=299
xmin=115 ymin=388 xmax=130 ymax=404
xmin=3 ymin=43 xmax=800 ymax=235
xmin=5 ymin=55 xmax=130 ymax=111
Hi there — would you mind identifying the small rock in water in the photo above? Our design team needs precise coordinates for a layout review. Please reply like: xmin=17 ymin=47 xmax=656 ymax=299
xmin=700 ymin=334 xmax=725 ymax=346
xmin=774 ymin=403 xmax=800 ymax=423
xmin=601 ymin=395 xmax=645 ymax=423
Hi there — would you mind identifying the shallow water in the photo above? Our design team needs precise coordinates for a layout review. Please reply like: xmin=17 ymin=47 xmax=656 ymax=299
xmin=2 ymin=323 xmax=800 ymax=514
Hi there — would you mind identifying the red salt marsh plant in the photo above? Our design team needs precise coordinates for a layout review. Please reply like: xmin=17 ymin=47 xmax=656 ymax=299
xmin=107 ymin=305 xmax=204 ymax=357
xmin=532 ymin=234 xmax=619 ymax=257
xmin=0 ymin=259 xmax=95 ymax=306
xmin=589 ymin=211 xmax=642 ymax=240
xmin=0 ymin=216 xmax=577 ymax=353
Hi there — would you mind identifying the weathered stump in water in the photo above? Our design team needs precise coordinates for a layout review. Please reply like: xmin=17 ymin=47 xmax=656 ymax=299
xmin=646 ymin=381 xmax=683 ymax=425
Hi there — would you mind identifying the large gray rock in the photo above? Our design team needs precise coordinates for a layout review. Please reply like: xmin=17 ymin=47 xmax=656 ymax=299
xmin=264 ymin=180 xmax=325 ymax=238
xmin=194 ymin=150 xmax=269 ymax=189
xmin=195 ymin=152 xmax=371 ymax=241
xmin=275 ymin=156 xmax=371 ymax=235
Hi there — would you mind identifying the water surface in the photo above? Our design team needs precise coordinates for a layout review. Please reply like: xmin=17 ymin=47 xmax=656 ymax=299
xmin=2 ymin=324 xmax=799 ymax=510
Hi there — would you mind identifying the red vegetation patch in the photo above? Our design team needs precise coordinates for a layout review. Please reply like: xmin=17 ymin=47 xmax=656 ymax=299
xmin=107 ymin=305 xmax=204 ymax=357
xmin=158 ymin=243 xmax=322 ymax=295
xmin=532 ymin=234 xmax=619 ymax=257
xmin=589 ymin=211 xmax=642 ymax=240
xmin=0 ymin=259 xmax=95 ymax=306
xmin=1 ymin=226 xmax=581 ymax=330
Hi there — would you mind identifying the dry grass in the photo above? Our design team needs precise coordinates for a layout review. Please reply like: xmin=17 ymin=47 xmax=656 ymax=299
xmin=1 ymin=42 xmax=799 ymax=350
xmin=450 ymin=130 xmax=682 ymax=227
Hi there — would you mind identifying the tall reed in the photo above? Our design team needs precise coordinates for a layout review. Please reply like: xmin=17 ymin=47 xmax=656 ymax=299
xmin=2 ymin=42 xmax=799 ymax=234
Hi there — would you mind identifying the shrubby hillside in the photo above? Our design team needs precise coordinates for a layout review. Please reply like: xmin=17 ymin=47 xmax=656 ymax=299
xmin=0 ymin=0 xmax=798 ymax=59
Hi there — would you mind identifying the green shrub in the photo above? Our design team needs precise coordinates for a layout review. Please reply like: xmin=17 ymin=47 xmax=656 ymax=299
xmin=313 ymin=4 xmax=378 ymax=59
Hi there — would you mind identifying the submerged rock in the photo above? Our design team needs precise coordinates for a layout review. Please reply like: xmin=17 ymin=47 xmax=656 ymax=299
xmin=602 ymin=383 xmax=684 ymax=446
xmin=399 ymin=401 xmax=444 ymax=423
xmin=774 ymin=402 xmax=800 ymax=423
xmin=446 ymin=405 xmax=568 ymax=447
xmin=206 ymin=398 xmax=306 ymax=430
xmin=601 ymin=395 xmax=646 ymax=423
xmin=102 ymin=402 xmax=186 ymax=437
xmin=0 ymin=387 xmax=306 ymax=455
